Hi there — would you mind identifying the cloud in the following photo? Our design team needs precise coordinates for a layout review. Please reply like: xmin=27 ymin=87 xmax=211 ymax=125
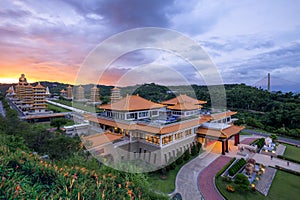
xmin=219 ymin=42 xmax=300 ymax=85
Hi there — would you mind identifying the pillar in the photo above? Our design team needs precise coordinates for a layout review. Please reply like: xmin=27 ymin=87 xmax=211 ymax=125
xmin=221 ymin=141 xmax=225 ymax=155
xmin=225 ymin=140 xmax=229 ymax=153
xmin=234 ymin=133 xmax=240 ymax=146
xmin=129 ymin=131 xmax=132 ymax=142
xmin=160 ymin=136 xmax=162 ymax=148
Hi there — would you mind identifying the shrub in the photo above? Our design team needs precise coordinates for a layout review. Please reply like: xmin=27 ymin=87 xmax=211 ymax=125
xmin=226 ymin=185 xmax=235 ymax=193
xmin=234 ymin=173 xmax=250 ymax=191
xmin=228 ymin=158 xmax=246 ymax=176
xmin=216 ymin=157 xmax=236 ymax=177
xmin=183 ymin=149 xmax=190 ymax=161
xmin=176 ymin=152 xmax=183 ymax=165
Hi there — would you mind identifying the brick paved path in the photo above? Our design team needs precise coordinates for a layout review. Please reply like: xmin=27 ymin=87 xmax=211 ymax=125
xmin=197 ymin=156 xmax=231 ymax=200
xmin=174 ymin=152 xmax=220 ymax=200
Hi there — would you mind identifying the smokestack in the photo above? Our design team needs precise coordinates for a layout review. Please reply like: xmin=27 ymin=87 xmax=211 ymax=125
xmin=268 ymin=73 xmax=270 ymax=92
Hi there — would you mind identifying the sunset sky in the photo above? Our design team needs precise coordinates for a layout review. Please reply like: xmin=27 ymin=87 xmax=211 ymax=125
xmin=0 ymin=0 xmax=299 ymax=88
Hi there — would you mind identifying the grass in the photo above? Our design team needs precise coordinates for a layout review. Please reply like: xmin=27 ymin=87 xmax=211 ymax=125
xmin=148 ymin=152 xmax=200 ymax=194
xmin=216 ymin=170 xmax=300 ymax=200
xmin=267 ymin=170 xmax=300 ymax=199
xmin=147 ymin=165 xmax=181 ymax=194
xmin=283 ymin=144 xmax=300 ymax=163
xmin=53 ymin=99 xmax=100 ymax=113
xmin=47 ymin=103 xmax=71 ymax=113
xmin=240 ymin=131 xmax=253 ymax=136
xmin=215 ymin=176 xmax=265 ymax=200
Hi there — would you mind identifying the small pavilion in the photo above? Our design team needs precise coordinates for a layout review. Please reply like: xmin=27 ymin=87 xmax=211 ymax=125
xmin=197 ymin=125 xmax=245 ymax=155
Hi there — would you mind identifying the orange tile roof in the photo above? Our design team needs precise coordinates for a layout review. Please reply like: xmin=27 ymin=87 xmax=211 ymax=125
xmin=98 ymin=95 xmax=165 ymax=111
xmin=162 ymin=94 xmax=207 ymax=105
xmin=167 ymin=102 xmax=202 ymax=111
xmin=211 ymin=111 xmax=237 ymax=120
xmin=82 ymin=131 xmax=123 ymax=148
xmin=86 ymin=115 xmax=211 ymax=135
xmin=197 ymin=125 xmax=245 ymax=139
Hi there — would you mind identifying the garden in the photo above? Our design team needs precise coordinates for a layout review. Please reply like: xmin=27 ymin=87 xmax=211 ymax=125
xmin=215 ymin=156 xmax=300 ymax=200
xmin=148 ymin=143 xmax=202 ymax=194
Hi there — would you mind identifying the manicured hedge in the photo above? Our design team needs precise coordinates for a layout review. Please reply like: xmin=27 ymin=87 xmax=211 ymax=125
xmin=216 ymin=157 xmax=236 ymax=177
xmin=277 ymin=155 xmax=300 ymax=164
xmin=228 ymin=158 xmax=246 ymax=176
xmin=271 ymin=165 xmax=300 ymax=176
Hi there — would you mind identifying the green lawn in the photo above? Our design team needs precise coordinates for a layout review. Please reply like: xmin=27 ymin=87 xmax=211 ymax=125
xmin=240 ymin=131 xmax=253 ymax=136
xmin=283 ymin=144 xmax=300 ymax=162
xmin=53 ymin=99 xmax=99 ymax=112
xmin=216 ymin=170 xmax=300 ymax=200
xmin=148 ymin=153 xmax=200 ymax=194
xmin=147 ymin=166 xmax=180 ymax=194
xmin=47 ymin=103 xmax=71 ymax=113
xmin=267 ymin=170 xmax=300 ymax=199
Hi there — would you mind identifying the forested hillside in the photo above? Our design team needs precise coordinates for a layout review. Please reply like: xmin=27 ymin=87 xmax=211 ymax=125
xmin=0 ymin=95 xmax=167 ymax=199
xmin=122 ymin=83 xmax=300 ymax=138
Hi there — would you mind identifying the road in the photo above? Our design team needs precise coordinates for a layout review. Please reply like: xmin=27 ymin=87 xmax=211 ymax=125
xmin=244 ymin=129 xmax=300 ymax=146
xmin=6 ymin=98 xmax=25 ymax=117
xmin=0 ymin=101 xmax=6 ymax=117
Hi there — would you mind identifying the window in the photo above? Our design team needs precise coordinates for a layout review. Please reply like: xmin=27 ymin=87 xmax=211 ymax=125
xmin=138 ymin=111 xmax=148 ymax=118
xmin=151 ymin=110 xmax=158 ymax=116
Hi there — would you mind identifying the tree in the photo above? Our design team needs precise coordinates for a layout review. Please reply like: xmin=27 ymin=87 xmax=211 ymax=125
xmin=234 ymin=173 xmax=250 ymax=191
xmin=50 ymin=118 xmax=67 ymax=130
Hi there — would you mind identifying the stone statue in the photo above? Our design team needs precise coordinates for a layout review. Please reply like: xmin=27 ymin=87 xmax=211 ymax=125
xmin=19 ymin=74 xmax=27 ymax=84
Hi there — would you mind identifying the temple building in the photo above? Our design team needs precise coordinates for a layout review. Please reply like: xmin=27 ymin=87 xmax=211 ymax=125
xmin=90 ymin=85 xmax=100 ymax=102
xmin=110 ymin=87 xmax=121 ymax=103
xmin=82 ymin=93 xmax=244 ymax=168
xmin=9 ymin=74 xmax=47 ymax=113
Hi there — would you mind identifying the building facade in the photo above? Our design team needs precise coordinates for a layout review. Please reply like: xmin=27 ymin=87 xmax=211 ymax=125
xmin=82 ymin=94 xmax=243 ymax=168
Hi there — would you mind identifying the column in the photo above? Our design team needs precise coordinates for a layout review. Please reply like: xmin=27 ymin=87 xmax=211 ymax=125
xmin=160 ymin=136 xmax=163 ymax=148
xmin=234 ymin=134 xmax=240 ymax=146
xmin=172 ymin=132 xmax=175 ymax=142
xmin=129 ymin=131 xmax=132 ymax=142
xmin=221 ymin=141 xmax=225 ymax=155
xmin=225 ymin=140 xmax=229 ymax=153
xmin=234 ymin=134 xmax=237 ymax=146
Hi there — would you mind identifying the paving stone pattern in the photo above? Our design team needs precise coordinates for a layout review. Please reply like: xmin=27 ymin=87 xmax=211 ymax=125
xmin=255 ymin=167 xmax=277 ymax=196
xmin=197 ymin=156 xmax=231 ymax=200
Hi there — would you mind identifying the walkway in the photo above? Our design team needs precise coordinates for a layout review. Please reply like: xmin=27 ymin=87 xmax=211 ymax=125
xmin=174 ymin=152 xmax=220 ymax=200
xmin=243 ymin=129 xmax=300 ymax=146
xmin=251 ymin=154 xmax=300 ymax=173
xmin=198 ymin=156 xmax=231 ymax=200
xmin=255 ymin=167 xmax=277 ymax=196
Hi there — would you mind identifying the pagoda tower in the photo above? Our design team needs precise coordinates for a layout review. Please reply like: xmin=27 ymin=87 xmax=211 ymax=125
xmin=110 ymin=87 xmax=121 ymax=103
xmin=75 ymin=85 xmax=85 ymax=100
xmin=90 ymin=85 xmax=100 ymax=102
xmin=66 ymin=85 xmax=73 ymax=99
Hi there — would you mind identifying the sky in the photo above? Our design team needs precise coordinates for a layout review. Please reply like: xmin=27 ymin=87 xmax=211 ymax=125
xmin=0 ymin=0 xmax=299 ymax=90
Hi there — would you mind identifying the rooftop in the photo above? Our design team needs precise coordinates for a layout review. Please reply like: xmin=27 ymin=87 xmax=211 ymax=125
xmin=162 ymin=94 xmax=207 ymax=105
xmin=98 ymin=94 xmax=164 ymax=111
